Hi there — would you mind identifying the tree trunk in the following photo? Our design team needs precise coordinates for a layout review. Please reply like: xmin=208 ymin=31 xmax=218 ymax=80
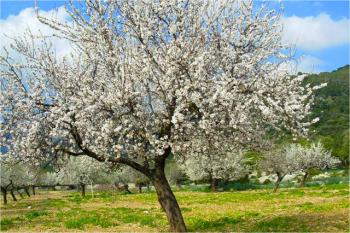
xmin=138 ymin=184 xmax=142 ymax=193
xmin=16 ymin=189 xmax=23 ymax=199
xmin=273 ymin=174 xmax=284 ymax=193
xmin=24 ymin=187 xmax=31 ymax=197
xmin=146 ymin=182 xmax=150 ymax=191
xmin=210 ymin=178 xmax=219 ymax=192
xmin=300 ymin=171 xmax=308 ymax=187
xmin=176 ymin=180 xmax=181 ymax=189
xmin=80 ymin=184 xmax=86 ymax=197
xmin=151 ymin=164 xmax=187 ymax=232
xmin=10 ymin=190 xmax=17 ymax=201
xmin=31 ymin=186 xmax=36 ymax=195
xmin=2 ymin=189 xmax=7 ymax=205
xmin=124 ymin=184 xmax=132 ymax=194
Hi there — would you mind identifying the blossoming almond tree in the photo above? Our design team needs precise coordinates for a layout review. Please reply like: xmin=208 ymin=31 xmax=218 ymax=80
xmin=57 ymin=156 xmax=108 ymax=196
xmin=0 ymin=0 xmax=322 ymax=231
xmin=259 ymin=146 xmax=296 ymax=192
xmin=260 ymin=143 xmax=340 ymax=191
xmin=0 ymin=157 xmax=19 ymax=204
xmin=165 ymin=161 xmax=187 ymax=189
xmin=181 ymin=140 xmax=250 ymax=191
xmin=287 ymin=143 xmax=340 ymax=187
xmin=109 ymin=165 xmax=150 ymax=193
xmin=0 ymin=156 xmax=38 ymax=203
xmin=38 ymin=172 xmax=61 ymax=187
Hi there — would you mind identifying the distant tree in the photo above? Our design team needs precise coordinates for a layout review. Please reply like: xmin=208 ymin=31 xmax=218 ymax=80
xmin=288 ymin=143 xmax=340 ymax=187
xmin=58 ymin=157 xmax=108 ymax=196
xmin=0 ymin=157 xmax=38 ymax=203
xmin=259 ymin=147 xmax=295 ymax=192
xmin=165 ymin=161 xmax=187 ymax=189
xmin=132 ymin=172 xmax=151 ymax=193
xmin=107 ymin=168 xmax=133 ymax=194
xmin=38 ymin=172 xmax=61 ymax=187
xmin=108 ymin=165 xmax=150 ymax=193
xmin=182 ymin=140 xmax=250 ymax=192
xmin=0 ymin=157 xmax=17 ymax=204
xmin=22 ymin=164 xmax=40 ymax=196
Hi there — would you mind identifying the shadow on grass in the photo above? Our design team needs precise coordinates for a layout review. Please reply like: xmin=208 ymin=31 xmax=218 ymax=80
xmin=252 ymin=215 xmax=310 ymax=232
xmin=186 ymin=209 xmax=348 ymax=232
xmin=251 ymin=212 xmax=348 ymax=232
xmin=187 ymin=215 xmax=241 ymax=231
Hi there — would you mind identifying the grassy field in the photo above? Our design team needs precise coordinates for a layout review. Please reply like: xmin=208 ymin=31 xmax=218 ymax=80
xmin=0 ymin=184 xmax=349 ymax=232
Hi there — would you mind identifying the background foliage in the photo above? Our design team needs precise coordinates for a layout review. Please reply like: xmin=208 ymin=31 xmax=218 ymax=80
xmin=304 ymin=65 xmax=349 ymax=165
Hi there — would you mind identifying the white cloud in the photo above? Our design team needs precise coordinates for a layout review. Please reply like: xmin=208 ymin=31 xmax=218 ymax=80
xmin=0 ymin=7 xmax=71 ymax=57
xmin=296 ymin=55 xmax=324 ymax=74
xmin=282 ymin=13 xmax=349 ymax=51
xmin=278 ymin=55 xmax=324 ymax=74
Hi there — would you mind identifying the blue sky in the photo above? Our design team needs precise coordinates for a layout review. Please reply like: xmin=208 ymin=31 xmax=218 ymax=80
xmin=281 ymin=1 xmax=349 ymax=72
xmin=0 ymin=0 xmax=349 ymax=73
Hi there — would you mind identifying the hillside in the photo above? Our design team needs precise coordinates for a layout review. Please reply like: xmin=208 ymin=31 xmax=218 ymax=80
xmin=304 ymin=65 xmax=349 ymax=165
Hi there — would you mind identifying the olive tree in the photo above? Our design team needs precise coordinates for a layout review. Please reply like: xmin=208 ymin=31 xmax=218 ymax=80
xmin=0 ymin=0 xmax=323 ymax=231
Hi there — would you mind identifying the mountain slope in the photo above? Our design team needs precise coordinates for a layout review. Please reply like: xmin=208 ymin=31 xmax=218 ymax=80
xmin=304 ymin=65 xmax=349 ymax=165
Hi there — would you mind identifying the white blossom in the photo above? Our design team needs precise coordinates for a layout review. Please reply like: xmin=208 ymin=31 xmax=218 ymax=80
xmin=0 ymin=1 xmax=325 ymax=230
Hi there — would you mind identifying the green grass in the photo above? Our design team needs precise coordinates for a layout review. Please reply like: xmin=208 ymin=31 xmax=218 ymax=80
xmin=0 ymin=183 xmax=348 ymax=232
xmin=187 ymin=215 xmax=242 ymax=231
xmin=59 ymin=208 xmax=117 ymax=229
xmin=25 ymin=210 xmax=48 ymax=220
xmin=64 ymin=215 xmax=116 ymax=229
xmin=56 ymin=207 xmax=167 ymax=229
xmin=0 ymin=218 xmax=14 ymax=231
xmin=253 ymin=216 xmax=310 ymax=232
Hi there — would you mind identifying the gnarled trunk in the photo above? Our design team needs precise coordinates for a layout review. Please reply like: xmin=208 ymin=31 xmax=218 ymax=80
xmin=300 ymin=171 xmax=308 ymax=187
xmin=1 ymin=189 xmax=8 ymax=205
xmin=10 ymin=190 xmax=18 ymax=201
xmin=210 ymin=178 xmax=219 ymax=192
xmin=125 ymin=184 xmax=132 ymax=194
xmin=24 ymin=187 xmax=31 ymax=197
xmin=114 ymin=183 xmax=131 ymax=194
xmin=151 ymin=162 xmax=187 ymax=232
xmin=16 ymin=189 xmax=23 ymax=198
xmin=138 ymin=184 xmax=143 ymax=193
xmin=273 ymin=174 xmax=284 ymax=193
xmin=80 ymin=183 xmax=86 ymax=197
xmin=31 ymin=186 xmax=36 ymax=195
